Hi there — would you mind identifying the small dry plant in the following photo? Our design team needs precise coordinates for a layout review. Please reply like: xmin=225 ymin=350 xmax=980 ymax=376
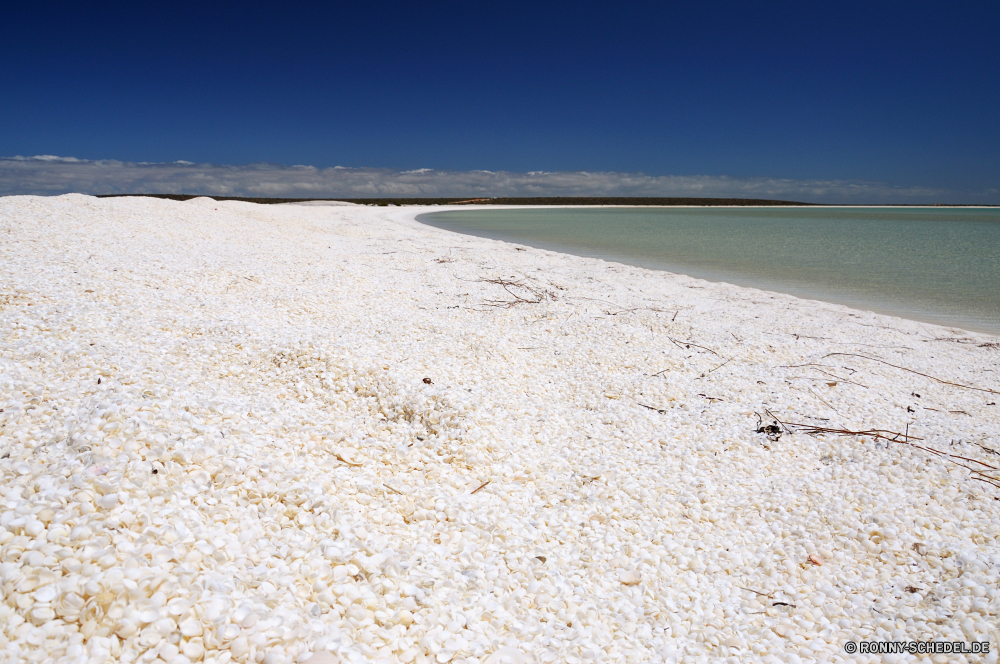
xmin=480 ymin=277 xmax=556 ymax=308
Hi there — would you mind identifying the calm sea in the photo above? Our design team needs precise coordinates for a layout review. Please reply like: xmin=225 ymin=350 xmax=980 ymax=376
xmin=417 ymin=207 xmax=1000 ymax=335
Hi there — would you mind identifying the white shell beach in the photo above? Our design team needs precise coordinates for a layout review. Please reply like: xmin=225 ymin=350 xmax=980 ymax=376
xmin=1 ymin=194 xmax=998 ymax=663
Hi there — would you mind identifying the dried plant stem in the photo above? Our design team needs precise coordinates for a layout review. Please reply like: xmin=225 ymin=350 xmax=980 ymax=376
xmin=767 ymin=411 xmax=1000 ymax=490
xmin=480 ymin=277 xmax=553 ymax=308
xmin=667 ymin=336 xmax=723 ymax=357
xmin=822 ymin=353 xmax=999 ymax=395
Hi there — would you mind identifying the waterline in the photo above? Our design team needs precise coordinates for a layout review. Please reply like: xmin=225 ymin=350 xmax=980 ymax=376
xmin=418 ymin=206 xmax=1000 ymax=335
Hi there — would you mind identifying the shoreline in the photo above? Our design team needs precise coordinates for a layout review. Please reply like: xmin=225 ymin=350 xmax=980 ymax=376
xmin=95 ymin=194 xmax=1000 ymax=208
xmin=2 ymin=195 xmax=998 ymax=663
xmin=415 ymin=205 xmax=1000 ymax=338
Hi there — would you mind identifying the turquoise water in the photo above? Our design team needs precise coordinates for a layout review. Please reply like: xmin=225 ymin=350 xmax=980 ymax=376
xmin=417 ymin=207 xmax=1000 ymax=335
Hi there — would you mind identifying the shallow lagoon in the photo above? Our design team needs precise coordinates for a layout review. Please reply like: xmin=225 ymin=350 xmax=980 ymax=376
xmin=419 ymin=207 xmax=1000 ymax=335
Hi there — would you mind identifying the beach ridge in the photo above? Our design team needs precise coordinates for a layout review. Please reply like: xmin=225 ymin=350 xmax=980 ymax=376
xmin=1 ymin=194 xmax=997 ymax=663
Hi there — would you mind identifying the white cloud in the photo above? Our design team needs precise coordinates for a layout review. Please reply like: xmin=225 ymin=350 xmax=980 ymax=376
xmin=0 ymin=155 xmax=993 ymax=204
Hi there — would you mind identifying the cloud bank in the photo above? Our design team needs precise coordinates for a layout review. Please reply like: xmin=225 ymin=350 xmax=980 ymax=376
xmin=1 ymin=155 xmax=994 ymax=204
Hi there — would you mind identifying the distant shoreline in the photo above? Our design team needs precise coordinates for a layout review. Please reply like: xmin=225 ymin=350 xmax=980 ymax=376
xmin=92 ymin=193 xmax=999 ymax=207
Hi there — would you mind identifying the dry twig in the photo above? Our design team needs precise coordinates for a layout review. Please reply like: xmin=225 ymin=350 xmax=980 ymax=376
xmin=480 ymin=277 xmax=554 ymax=308
xmin=766 ymin=411 xmax=1000 ymax=490
xmin=822 ymin=353 xmax=999 ymax=395
xmin=707 ymin=358 xmax=733 ymax=374
xmin=668 ymin=336 xmax=723 ymax=357
xmin=781 ymin=363 xmax=869 ymax=389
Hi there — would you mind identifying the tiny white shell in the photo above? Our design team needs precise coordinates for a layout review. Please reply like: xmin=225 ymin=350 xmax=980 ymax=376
xmin=620 ymin=570 xmax=642 ymax=586
xmin=484 ymin=647 xmax=526 ymax=664
xmin=230 ymin=635 xmax=249 ymax=658
xmin=137 ymin=606 xmax=160 ymax=623
xmin=182 ymin=640 xmax=206 ymax=660
xmin=179 ymin=618 xmax=202 ymax=637
xmin=138 ymin=626 xmax=162 ymax=648
xmin=335 ymin=448 xmax=362 ymax=466
xmin=167 ymin=598 xmax=192 ymax=616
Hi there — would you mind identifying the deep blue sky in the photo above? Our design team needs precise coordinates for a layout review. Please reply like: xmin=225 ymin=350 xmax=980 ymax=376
xmin=3 ymin=1 xmax=998 ymax=192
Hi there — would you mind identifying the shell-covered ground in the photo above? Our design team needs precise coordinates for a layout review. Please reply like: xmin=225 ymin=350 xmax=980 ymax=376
xmin=1 ymin=195 xmax=998 ymax=664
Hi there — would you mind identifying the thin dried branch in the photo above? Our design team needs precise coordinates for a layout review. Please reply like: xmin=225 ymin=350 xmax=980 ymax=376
xmin=766 ymin=411 xmax=1000 ymax=490
xmin=780 ymin=363 xmax=869 ymax=388
xmin=480 ymin=277 xmax=555 ymax=308
xmin=668 ymin=336 xmax=723 ymax=357
xmin=822 ymin=353 xmax=999 ymax=395
xmin=605 ymin=306 xmax=669 ymax=316
xmin=707 ymin=358 xmax=733 ymax=374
